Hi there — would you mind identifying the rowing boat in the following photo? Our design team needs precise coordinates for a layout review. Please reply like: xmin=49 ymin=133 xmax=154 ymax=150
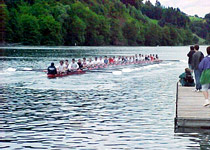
xmin=47 ymin=60 xmax=162 ymax=78
xmin=47 ymin=70 xmax=86 ymax=78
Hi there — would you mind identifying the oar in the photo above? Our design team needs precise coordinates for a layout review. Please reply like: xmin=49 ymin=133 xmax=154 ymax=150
xmin=16 ymin=68 xmax=47 ymax=72
xmin=162 ymin=60 xmax=180 ymax=62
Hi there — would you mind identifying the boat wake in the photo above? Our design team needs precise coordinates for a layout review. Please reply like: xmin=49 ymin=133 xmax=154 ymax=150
xmin=6 ymin=68 xmax=16 ymax=72
xmin=120 ymin=62 xmax=174 ymax=73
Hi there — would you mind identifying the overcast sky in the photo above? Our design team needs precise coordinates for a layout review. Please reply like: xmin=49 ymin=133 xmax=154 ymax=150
xmin=144 ymin=0 xmax=210 ymax=18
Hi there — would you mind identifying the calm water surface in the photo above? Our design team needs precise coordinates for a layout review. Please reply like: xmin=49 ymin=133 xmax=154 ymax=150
xmin=0 ymin=46 xmax=210 ymax=149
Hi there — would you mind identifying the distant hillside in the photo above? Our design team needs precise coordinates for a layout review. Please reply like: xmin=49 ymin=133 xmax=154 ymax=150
xmin=189 ymin=15 xmax=210 ymax=44
xmin=0 ymin=0 xmax=209 ymax=46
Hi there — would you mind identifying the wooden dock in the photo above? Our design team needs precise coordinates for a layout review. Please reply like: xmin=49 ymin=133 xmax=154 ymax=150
xmin=175 ymin=83 xmax=210 ymax=132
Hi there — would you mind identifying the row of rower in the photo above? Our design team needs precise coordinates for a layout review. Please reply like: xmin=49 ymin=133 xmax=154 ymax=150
xmin=49 ymin=54 xmax=159 ymax=74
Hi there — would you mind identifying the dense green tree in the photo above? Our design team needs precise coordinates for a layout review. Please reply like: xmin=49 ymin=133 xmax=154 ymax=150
xmin=5 ymin=8 xmax=22 ymax=43
xmin=123 ymin=20 xmax=141 ymax=45
xmin=19 ymin=14 xmax=40 ymax=45
xmin=0 ymin=1 xmax=8 ymax=44
xmin=144 ymin=24 xmax=161 ymax=46
xmin=121 ymin=0 xmax=143 ymax=9
xmin=161 ymin=26 xmax=172 ymax=45
xmin=3 ymin=0 xmax=204 ymax=46
xmin=110 ymin=19 xmax=125 ymax=45
xmin=38 ymin=15 xmax=62 ymax=45
xmin=67 ymin=16 xmax=86 ymax=46
xmin=168 ymin=26 xmax=179 ymax=45
xmin=192 ymin=36 xmax=199 ymax=44
xmin=206 ymin=33 xmax=210 ymax=44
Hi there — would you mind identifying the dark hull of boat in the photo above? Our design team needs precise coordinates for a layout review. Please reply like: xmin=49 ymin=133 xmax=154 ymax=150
xmin=47 ymin=70 xmax=86 ymax=78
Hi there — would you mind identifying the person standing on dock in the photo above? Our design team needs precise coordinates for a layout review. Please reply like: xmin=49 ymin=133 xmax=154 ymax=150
xmin=199 ymin=46 xmax=210 ymax=106
xmin=187 ymin=46 xmax=195 ymax=70
xmin=191 ymin=45 xmax=204 ymax=92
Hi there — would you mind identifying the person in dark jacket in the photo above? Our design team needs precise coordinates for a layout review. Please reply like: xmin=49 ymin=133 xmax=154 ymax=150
xmin=77 ymin=59 xmax=83 ymax=69
xmin=199 ymin=46 xmax=210 ymax=106
xmin=47 ymin=62 xmax=57 ymax=75
xmin=179 ymin=68 xmax=195 ymax=87
xmin=187 ymin=46 xmax=195 ymax=69
xmin=191 ymin=44 xmax=204 ymax=92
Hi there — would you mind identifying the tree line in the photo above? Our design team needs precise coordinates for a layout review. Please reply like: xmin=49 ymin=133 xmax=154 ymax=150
xmin=0 ymin=0 xmax=209 ymax=46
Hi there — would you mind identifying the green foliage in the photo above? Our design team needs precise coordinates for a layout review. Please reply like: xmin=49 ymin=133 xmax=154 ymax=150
xmin=38 ymin=15 xmax=63 ymax=45
xmin=110 ymin=19 xmax=125 ymax=45
xmin=144 ymin=24 xmax=161 ymax=46
xmin=189 ymin=16 xmax=203 ymax=22
xmin=66 ymin=16 xmax=86 ymax=46
xmin=0 ymin=2 xmax=9 ymax=43
xmin=4 ymin=0 xmax=204 ymax=46
xmin=19 ymin=14 xmax=40 ymax=45
xmin=206 ymin=33 xmax=210 ymax=44
xmin=5 ymin=8 xmax=22 ymax=43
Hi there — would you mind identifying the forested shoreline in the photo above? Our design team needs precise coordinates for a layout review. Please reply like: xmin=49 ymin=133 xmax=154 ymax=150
xmin=0 ymin=0 xmax=210 ymax=46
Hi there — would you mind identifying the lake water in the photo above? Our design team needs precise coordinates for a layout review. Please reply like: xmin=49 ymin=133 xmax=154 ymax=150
xmin=0 ymin=46 xmax=210 ymax=149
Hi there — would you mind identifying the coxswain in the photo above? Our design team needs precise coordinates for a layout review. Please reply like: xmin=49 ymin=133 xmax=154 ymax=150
xmin=47 ymin=62 xmax=57 ymax=75
xmin=57 ymin=60 xmax=65 ymax=74
xmin=77 ymin=59 xmax=83 ymax=69
xmin=68 ymin=58 xmax=79 ymax=71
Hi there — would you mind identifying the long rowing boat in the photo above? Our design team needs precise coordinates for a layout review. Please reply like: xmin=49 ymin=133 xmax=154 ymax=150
xmin=47 ymin=60 xmax=162 ymax=78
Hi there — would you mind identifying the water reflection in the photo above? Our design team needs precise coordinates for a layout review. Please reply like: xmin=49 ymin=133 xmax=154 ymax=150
xmin=0 ymin=46 xmax=209 ymax=149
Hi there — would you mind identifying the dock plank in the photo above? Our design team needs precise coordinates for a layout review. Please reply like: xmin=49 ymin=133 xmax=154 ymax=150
xmin=175 ymin=84 xmax=210 ymax=130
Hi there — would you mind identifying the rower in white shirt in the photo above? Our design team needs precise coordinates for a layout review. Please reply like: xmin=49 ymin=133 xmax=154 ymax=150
xmin=135 ymin=54 xmax=138 ymax=62
xmin=87 ymin=58 xmax=94 ymax=68
xmin=139 ymin=54 xmax=143 ymax=61
xmin=57 ymin=60 xmax=65 ymax=74
xmin=68 ymin=58 xmax=79 ymax=71
xmin=63 ymin=59 xmax=69 ymax=71
xmin=117 ymin=56 xmax=121 ymax=64
xmin=93 ymin=57 xmax=99 ymax=66
xmin=128 ymin=56 xmax=133 ymax=63
xmin=82 ymin=57 xmax=87 ymax=68
xmin=98 ymin=56 xmax=104 ymax=65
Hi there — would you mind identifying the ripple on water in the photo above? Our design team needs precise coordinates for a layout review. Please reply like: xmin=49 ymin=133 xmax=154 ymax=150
xmin=0 ymin=47 xmax=209 ymax=149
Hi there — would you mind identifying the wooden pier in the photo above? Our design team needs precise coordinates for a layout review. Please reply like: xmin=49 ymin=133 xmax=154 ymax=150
xmin=175 ymin=83 xmax=210 ymax=132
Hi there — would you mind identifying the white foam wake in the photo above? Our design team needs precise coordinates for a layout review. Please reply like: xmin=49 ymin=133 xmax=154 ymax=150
xmin=6 ymin=68 xmax=16 ymax=71
xmin=23 ymin=68 xmax=33 ymax=71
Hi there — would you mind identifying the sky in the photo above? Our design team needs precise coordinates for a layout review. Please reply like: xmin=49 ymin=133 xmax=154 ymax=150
xmin=144 ymin=0 xmax=210 ymax=18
